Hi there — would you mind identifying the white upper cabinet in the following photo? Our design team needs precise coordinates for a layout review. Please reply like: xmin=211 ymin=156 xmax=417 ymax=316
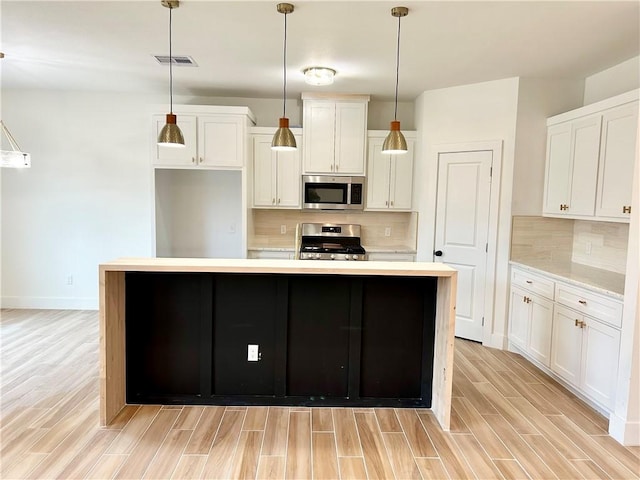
xmin=302 ymin=94 xmax=369 ymax=175
xmin=152 ymin=106 xmax=255 ymax=169
xmin=366 ymin=131 xmax=415 ymax=211
xmin=253 ymin=132 xmax=301 ymax=209
xmin=198 ymin=115 xmax=246 ymax=168
xmin=543 ymin=114 xmax=601 ymax=217
xmin=543 ymin=90 xmax=638 ymax=223
xmin=595 ymin=102 xmax=639 ymax=220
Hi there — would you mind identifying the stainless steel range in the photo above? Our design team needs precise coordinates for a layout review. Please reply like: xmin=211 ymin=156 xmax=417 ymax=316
xmin=298 ymin=223 xmax=367 ymax=261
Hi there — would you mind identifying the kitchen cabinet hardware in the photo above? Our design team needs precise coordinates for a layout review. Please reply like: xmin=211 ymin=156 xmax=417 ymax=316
xmin=623 ymin=205 xmax=631 ymax=214
xmin=526 ymin=280 xmax=533 ymax=284
xmin=574 ymin=318 xmax=586 ymax=328
xmin=434 ymin=250 xmax=443 ymax=257
xmin=578 ymin=300 xmax=587 ymax=305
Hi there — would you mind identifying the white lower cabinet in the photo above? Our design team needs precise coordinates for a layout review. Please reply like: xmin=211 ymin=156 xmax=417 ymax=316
xmin=509 ymin=265 xmax=622 ymax=411
xmin=508 ymin=285 xmax=553 ymax=367
xmin=551 ymin=304 xmax=621 ymax=409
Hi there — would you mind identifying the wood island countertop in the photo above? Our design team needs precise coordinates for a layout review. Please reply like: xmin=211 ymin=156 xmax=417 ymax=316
xmin=100 ymin=257 xmax=457 ymax=276
xmin=99 ymin=257 xmax=457 ymax=431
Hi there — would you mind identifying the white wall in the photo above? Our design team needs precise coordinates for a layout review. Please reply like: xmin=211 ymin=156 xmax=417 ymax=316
xmin=1 ymin=91 xmax=159 ymax=309
xmin=414 ymin=77 xmax=520 ymax=348
xmin=512 ymin=78 xmax=584 ymax=215
xmin=584 ymin=56 xmax=640 ymax=105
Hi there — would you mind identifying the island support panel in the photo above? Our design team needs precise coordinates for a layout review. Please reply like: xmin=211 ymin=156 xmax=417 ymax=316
xmin=124 ymin=272 xmax=436 ymax=410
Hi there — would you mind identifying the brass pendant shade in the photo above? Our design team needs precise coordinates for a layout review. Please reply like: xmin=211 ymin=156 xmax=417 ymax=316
xmin=272 ymin=117 xmax=297 ymax=151
xmin=382 ymin=6 xmax=408 ymax=155
xmin=158 ymin=113 xmax=185 ymax=147
xmin=158 ymin=0 xmax=185 ymax=148
xmin=272 ymin=3 xmax=297 ymax=151
xmin=382 ymin=120 xmax=408 ymax=154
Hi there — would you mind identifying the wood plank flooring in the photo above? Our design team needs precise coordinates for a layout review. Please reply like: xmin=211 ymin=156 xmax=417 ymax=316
xmin=1 ymin=309 xmax=639 ymax=479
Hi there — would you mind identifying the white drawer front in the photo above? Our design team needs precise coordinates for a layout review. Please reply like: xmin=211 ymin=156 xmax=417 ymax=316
xmin=555 ymin=282 xmax=623 ymax=328
xmin=511 ymin=267 xmax=555 ymax=300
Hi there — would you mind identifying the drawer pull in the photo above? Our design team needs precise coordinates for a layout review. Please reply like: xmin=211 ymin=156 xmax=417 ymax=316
xmin=578 ymin=300 xmax=587 ymax=305
xmin=526 ymin=280 xmax=533 ymax=284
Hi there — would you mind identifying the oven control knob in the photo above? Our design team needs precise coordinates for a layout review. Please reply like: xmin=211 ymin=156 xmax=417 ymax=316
xmin=352 ymin=255 xmax=358 ymax=260
xmin=344 ymin=254 xmax=350 ymax=260
xmin=330 ymin=254 xmax=335 ymax=260
xmin=315 ymin=253 xmax=321 ymax=259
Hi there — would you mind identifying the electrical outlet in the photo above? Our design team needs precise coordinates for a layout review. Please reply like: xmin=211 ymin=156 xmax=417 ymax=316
xmin=585 ymin=241 xmax=592 ymax=255
xmin=66 ymin=275 xmax=73 ymax=286
xmin=384 ymin=227 xmax=391 ymax=237
xmin=229 ymin=222 xmax=236 ymax=233
xmin=280 ymin=224 xmax=287 ymax=234
xmin=247 ymin=344 xmax=259 ymax=362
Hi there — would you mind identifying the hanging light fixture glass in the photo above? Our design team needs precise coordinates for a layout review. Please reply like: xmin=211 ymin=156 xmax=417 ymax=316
xmin=272 ymin=3 xmax=297 ymax=151
xmin=157 ymin=0 xmax=185 ymax=148
xmin=382 ymin=6 xmax=409 ymax=155
xmin=0 ymin=120 xmax=31 ymax=169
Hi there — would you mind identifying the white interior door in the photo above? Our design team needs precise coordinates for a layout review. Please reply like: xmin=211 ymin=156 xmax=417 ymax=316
xmin=434 ymin=150 xmax=492 ymax=342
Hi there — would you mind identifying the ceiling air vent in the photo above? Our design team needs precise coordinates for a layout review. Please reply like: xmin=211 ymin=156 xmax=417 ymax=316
xmin=154 ymin=55 xmax=198 ymax=67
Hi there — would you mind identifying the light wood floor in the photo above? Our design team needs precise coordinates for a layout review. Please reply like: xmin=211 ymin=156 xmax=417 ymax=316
xmin=1 ymin=309 xmax=639 ymax=480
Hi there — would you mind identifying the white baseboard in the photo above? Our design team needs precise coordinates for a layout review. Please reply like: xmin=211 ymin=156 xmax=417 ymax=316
xmin=1 ymin=296 xmax=98 ymax=310
xmin=609 ymin=413 xmax=640 ymax=446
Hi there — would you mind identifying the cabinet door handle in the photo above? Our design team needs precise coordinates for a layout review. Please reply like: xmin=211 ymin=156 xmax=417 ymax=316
xmin=385 ymin=201 xmax=388 ymax=206
xmin=578 ymin=300 xmax=587 ymax=305
xmin=623 ymin=206 xmax=632 ymax=214
xmin=575 ymin=319 xmax=585 ymax=328
xmin=277 ymin=198 xmax=281 ymax=204
xmin=272 ymin=198 xmax=275 ymax=205
xmin=199 ymin=157 xmax=203 ymax=164
xmin=192 ymin=157 xmax=196 ymax=164
xmin=335 ymin=164 xmax=339 ymax=171
xmin=390 ymin=201 xmax=394 ymax=206
xmin=575 ymin=318 xmax=580 ymax=327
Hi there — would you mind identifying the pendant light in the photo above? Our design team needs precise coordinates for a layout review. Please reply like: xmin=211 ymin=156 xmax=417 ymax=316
xmin=0 ymin=120 xmax=31 ymax=168
xmin=382 ymin=6 xmax=409 ymax=155
xmin=272 ymin=3 xmax=297 ymax=151
xmin=157 ymin=0 xmax=185 ymax=148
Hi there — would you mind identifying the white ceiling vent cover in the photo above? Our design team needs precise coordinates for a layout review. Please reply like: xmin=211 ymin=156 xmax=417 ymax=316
xmin=154 ymin=55 xmax=198 ymax=66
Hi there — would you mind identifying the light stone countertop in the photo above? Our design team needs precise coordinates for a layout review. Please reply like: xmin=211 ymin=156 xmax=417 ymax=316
xmin=101 ymin=257 xmax=456 ymax=277
xmin=510 ymin=260 xmax=625 ymax=299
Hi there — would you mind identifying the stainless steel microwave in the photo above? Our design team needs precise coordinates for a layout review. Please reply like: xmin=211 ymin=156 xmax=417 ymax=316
xmin=302 ymin=175 xmax=365 ymax=210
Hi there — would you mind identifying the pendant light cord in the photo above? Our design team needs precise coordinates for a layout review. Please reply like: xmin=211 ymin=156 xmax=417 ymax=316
xmin=282 ymin=12 xmax=288 ymax=118
xmin=169 ymin=6 xmax=174 ymax=114
xmin=393 ymin=13 xmax=401 ymax=121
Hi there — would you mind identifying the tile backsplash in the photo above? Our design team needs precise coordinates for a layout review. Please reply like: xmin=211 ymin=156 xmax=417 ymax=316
xmin=250 ymin=210 xmax=418 ymax=250
xmin=572 ymin=220 xmax=629 ymax=274
xmin=511 ymin=215 xmax=629 ymax=274
xmin=510 ymin=216 xmax=574 ymax=264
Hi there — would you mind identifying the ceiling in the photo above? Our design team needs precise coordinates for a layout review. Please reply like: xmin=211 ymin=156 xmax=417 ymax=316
xmin=2 ymin=1 xmax=639 ymax=102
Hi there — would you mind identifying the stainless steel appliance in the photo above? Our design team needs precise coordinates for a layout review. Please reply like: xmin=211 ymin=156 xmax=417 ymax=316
xmin=302 ymin=175 xmax=365 ymax=210
xmin=298 ymin=223 xmax=367 ymax=261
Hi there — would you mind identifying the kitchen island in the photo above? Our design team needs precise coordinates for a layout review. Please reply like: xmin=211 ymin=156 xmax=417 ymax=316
xmin=99 ymin=258 xmax=457 ymax=430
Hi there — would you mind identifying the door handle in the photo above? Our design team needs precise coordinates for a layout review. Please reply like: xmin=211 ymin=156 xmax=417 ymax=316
xmin=434 ymin=250 xmax=443 ymax=257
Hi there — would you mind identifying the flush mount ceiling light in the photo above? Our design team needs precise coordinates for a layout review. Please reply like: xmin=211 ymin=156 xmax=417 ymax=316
xmin=157 ymin=0 xmax=185 ymax=148
xmin=303 ymin=67 xmax=336 ymax=86
xmin=0 ymin=120 xmax=31 ymax=169
xmin=272 ymin=3 xmax=297 ymax=152
xmin=382 ymin=6 xmax=409 ymax=155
